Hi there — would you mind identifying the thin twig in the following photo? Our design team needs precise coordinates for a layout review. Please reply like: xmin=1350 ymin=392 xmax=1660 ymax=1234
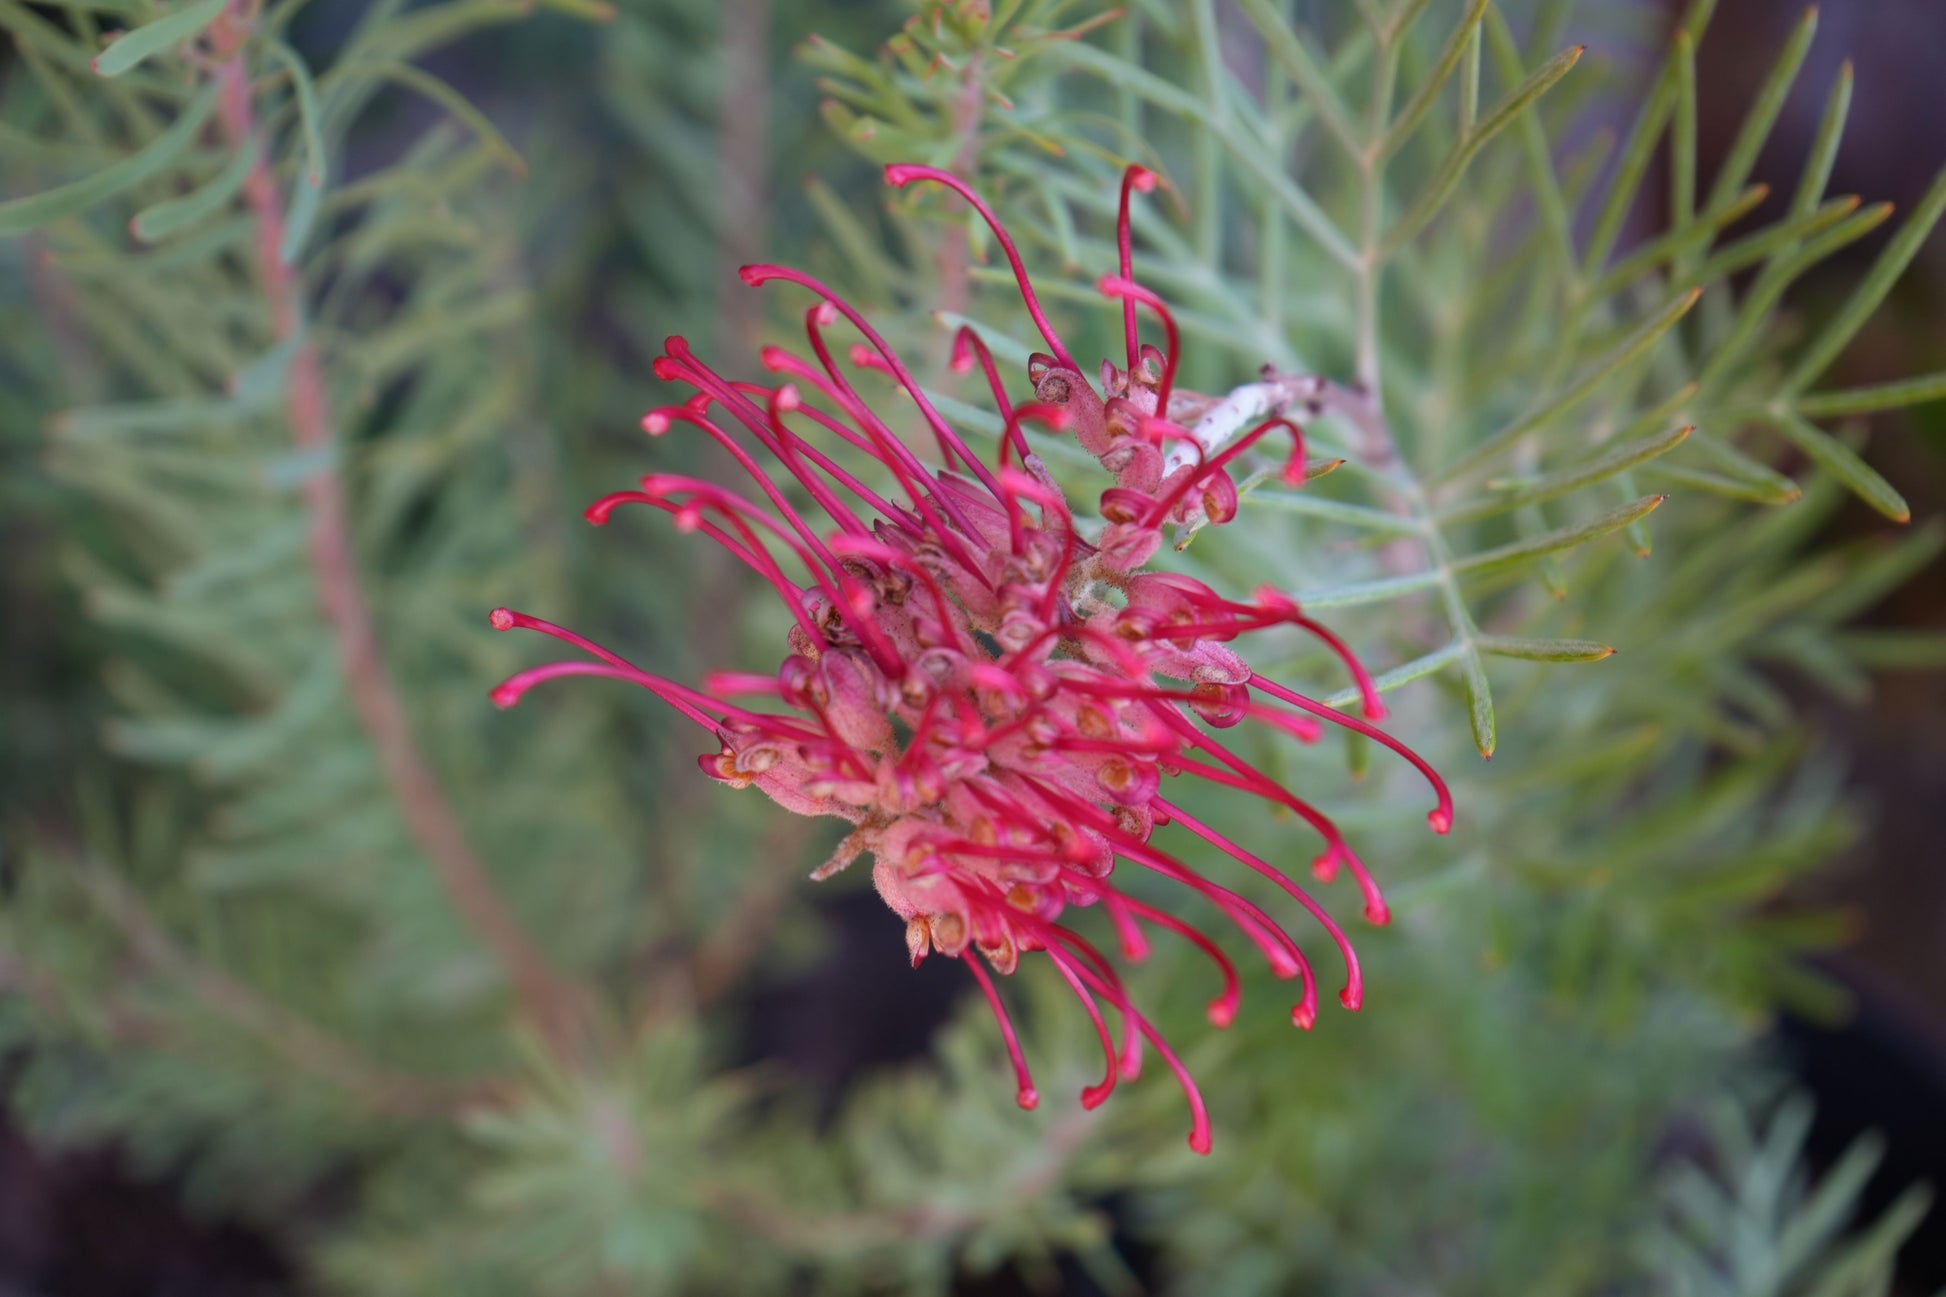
xmin=210 ymin=14 xmax=587 ymax=1062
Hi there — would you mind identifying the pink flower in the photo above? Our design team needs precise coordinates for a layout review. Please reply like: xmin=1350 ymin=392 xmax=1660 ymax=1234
xmin=491 ymin=164 xmax=1451 ymax=1153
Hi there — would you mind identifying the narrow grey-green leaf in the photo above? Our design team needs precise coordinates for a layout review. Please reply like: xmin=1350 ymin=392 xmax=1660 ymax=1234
xmin=1762 ymin=410 xmax=1909 ymax=522
xmin=1293 ymin=570 xmax=1442 ymax=609
xmin=1686 ymin=429 xmax=1806 ymax=503
xmin=1315 ymin=641 xmax=1466 ymax=711
xmin=1245 ymin=489 xmax=1423 ymax=534
xmin=1462 ymin=648 xmax=1496 ymax=758
xmin=269 ymin=40 xmax=327 ymax=183
xmin=355 ymin=61 xmax=526 ymax=175
xmin=1380 ymin=0 xmax=1492 ymax=160
xmin=1453 ymin=494 xmax=1667 ymax=575
xmin=1795 ymin=370 xmax=1946 ymax=417
xmin=1791 ymin=60 xmax=1853 ymax=215
xmin=230 ymin=329 xmax=306 ymax=405
xmin=1482 ymin=8 xmax=1572 ymax=264
xmin=1694 ymin=193 xmax=1863 ymax=287
xmin=1234 ymin=0 xmax=1362 ymax=155
xmin=280 ymin=169 xmax=323 ymax=264
xmin=1447 ymin=423 xmax=1691 ymax=523
xmin=1698 ymin=201 xmax=1895 ymax=388
xmin=1583 ymin=46 xmax=1678 ymax=275
xmin=1476 ymin=635 xmax=1615 ymax=662
xmin=0 ymin=82 xmax=218 ymax=234
xmin=1787 ymin=166 xmax=1946 ymax=391
xmin=131 ymin=141 xmax=252 ymax=241
xmin=1645 ymin=461 xmax=1798 ymax=505
xmin=1059 ymin=42 xmax=1358 ymax=267
xmin=1703 ymin=5 xmax=1817 ymax=211
xmin=1446 ymin=288 xmax=1700 ymax=478
xmin=1835 ymin=629 xmax=1946 ymax=670
xmin=1382 ymin=43 xmax=1585 ymax=255
xmin=92 ymin=0 xmax=226 ymax=76
xmin=52 ymin=394 xmax=266 ymax=441
xmin=1588 ymin=183 xmax=1769 ymax=302
xmin=1670 ymin=29 xmax=1696 ymax=226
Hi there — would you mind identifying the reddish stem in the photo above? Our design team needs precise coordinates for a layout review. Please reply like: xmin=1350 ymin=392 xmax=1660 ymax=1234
xmin=212 ymin=44 xmax=586 ymax=1061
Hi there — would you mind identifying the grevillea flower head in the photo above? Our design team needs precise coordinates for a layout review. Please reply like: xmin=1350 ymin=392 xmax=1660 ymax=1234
xmin=492 ymin=163 xmax=1451 ymax=1153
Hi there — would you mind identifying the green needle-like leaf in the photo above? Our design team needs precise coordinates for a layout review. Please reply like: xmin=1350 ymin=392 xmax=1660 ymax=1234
xmin=1234 ymin=0 xmax=1362 ymax=156
xmin=1786 ymin=166 xmax=1946 ymax=392
xmin=1795 ymin=370 xmax=1946 ymax=417
xmin=1703 ymin=5 xmax=1817 ymax=212
xmin=92 ymin=0 xmax=226 ymax=77
xmin=131 ymin=142 xmax=253 ymax=241
xmin=1670 ymin=30 xmax=1696 ymax=227
xmin=355 ymin=62 xmax=526 ymax=176
xmin=1315 ymin=640 xmax=1466 ymax=710
xmin=1583 ymin=43 xmax=1678 ymax=275
xmin=1380 ymin=0 xmax=1491 ymax=161
xmin=1476 ymin=636 xmax=1616 ymax=662
xmin=1446 ymin=289 xmax=1701 ymax=479
xmin=1294 ymin=570 xmax=1443 ymax=609
xmin=270 ymin=40 xmax=328 ymax=184
xmin=280 ymin=170 xmax=323 ymax=264
xmin=1760 ymin=411 xmax=1909 ymax=523
xmin=1447 ymin=423 xmax=1691 ymax=524
xmin=0 ymin=82 xmax=218 ymax=234
xmin=1060 ymin=42 xmax=1358 ymax=267
xmin=1381 ymin=43 xmax=1584 ymax=256
xmin=1453 ymin=494 xmax=1668 ymax=575
xmin=1461 ymin=647 xmax=1496 ymax=758
xmin=1791 ymin=59 xmax=1853 ymax=215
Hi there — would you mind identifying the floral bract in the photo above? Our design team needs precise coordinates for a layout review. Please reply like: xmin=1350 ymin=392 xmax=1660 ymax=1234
xmin=492 ymin=164 xmax=1451 ymax=1153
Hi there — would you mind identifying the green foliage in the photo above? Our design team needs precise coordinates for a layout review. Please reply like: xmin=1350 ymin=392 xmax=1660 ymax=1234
xmin=1637 ymin=1091 xmax=1934 ymax=1296
xmin=0 ymin=0 xmax=1939 ymax=1293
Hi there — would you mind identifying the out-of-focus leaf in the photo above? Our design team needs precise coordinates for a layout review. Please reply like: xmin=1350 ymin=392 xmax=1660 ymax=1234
xmin=1760 ymin=412 xmax=1908 ymax=523
xmin=92 ymin=0 xmax=226 ymax=77
xmin=131 ymin=142 xmax=253 ymax=241
xmin=0 ymin=82 xmax=218 ymax=234
xmin=1476 ymin=636 xmax=1615 ymax=663
xmin=1454 ymin=495 xmax=1667 ymax=575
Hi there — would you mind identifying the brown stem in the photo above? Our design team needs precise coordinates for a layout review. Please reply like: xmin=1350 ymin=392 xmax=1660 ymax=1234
xmin=210 ymin=32 xmax=586 ymax=1061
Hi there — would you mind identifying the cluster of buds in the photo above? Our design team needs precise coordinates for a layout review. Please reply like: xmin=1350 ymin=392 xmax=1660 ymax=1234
xmin=492 ymin=164 xmax=1450 ymax=1153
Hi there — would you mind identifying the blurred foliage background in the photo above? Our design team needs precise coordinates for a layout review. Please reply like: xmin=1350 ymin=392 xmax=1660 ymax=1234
xmin=0 ymin=0 xmax=1943 ymax=1293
